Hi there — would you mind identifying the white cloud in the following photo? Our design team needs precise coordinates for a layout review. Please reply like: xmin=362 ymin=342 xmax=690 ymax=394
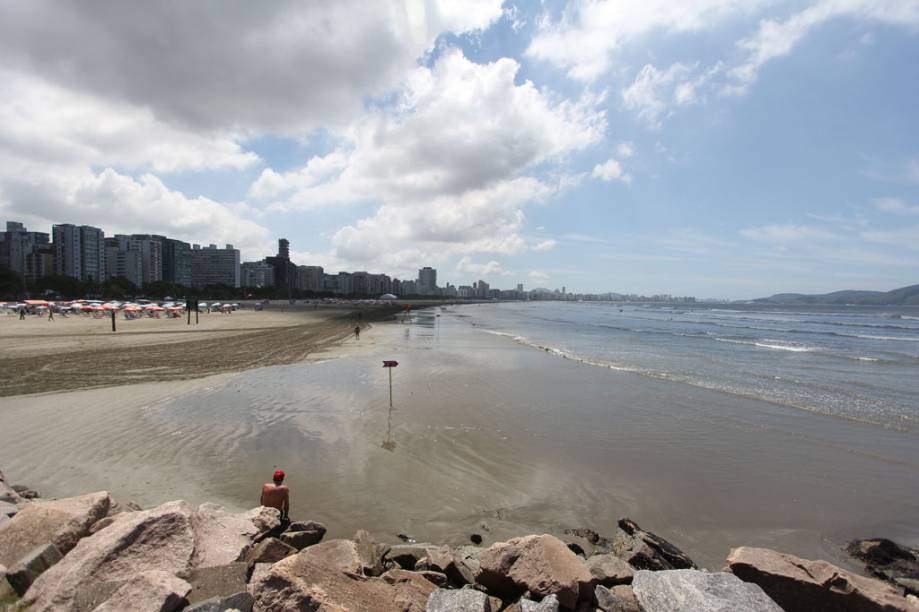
xmin=592 ymin=159 xmax=631 ymax=183
xmin=0 ymin=69 xmax=257 ymax=174
xmin=616 ymin=141 xmax=636 ymax=158
xmin=873 ymin=197 xmax=919 ymax=215
xmin=0 ymin=168 xmax=271 ymax=259
xmin=739 ymin=224 xmax=840 ymax=243
xmin=0 ymin=1 xmax=504 ymax=133
xmin=622 ymin=62 xmax=721 ymax=128
xmin=861 ymin=225 xmax=919 ymax=250
xmin=456 ymin=256 xmax=512 ymax=277
xmin=532 ymin=239 xmax=558 ymax=251
xmin=528 ymin=270 xmax=550 ymax=283
xmin=526 ymin=0 xmax=764 ymax=82
xmin=256 ymin=48 xmax=605 ymax=273
xmin=727 ymin=0 xmax=919 ymax=93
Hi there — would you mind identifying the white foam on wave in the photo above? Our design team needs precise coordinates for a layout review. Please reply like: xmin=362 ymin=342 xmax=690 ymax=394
xmin=855 ymin=334 xmax=919 ymax=342
xmin=754 ymin=342 xmax=817 ymax=353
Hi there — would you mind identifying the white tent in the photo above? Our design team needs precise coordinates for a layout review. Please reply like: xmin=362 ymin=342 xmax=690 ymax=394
xmin=379 ymin=293 xmax=398 ymax=300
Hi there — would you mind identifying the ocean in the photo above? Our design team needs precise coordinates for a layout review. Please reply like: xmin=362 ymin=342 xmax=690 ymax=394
xmin=468 ymin=301 xmax=919 ymax=434
xmin=2 ymin=301 xmax=917 ymax=569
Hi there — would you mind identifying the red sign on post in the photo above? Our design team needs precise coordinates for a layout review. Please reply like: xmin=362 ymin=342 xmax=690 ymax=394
xmin=382 ymin=360 xmax=399 ymax=368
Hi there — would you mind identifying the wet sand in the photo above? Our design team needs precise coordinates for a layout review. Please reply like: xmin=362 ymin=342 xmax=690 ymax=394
xmin=1 ymin=306 xmax=917 ymax=569
xmin=0 ymin=305 xmax=392 ymax=396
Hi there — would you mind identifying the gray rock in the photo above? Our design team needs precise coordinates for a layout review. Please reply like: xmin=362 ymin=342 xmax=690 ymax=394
xmin=521 ymin=594 xmax=560 ymax=611
xmin=11 ymin=486 xmax=39 ymax=500
xmin=180 ymin=562 xmax=248 ymax=606
xmin=278 ymin=520 xmax=326 ymax=550
xmin=5 ymin=542 xmax=63 ymax=596
xmin=419 ymin=570 xmax=449 ymax=586
xmin=353 ymin=529 xmax=389 ymax=576
xmin=243 ymin=506 xmax=281 ymax=534
xmin=190 ymin=503 xmax=264 ymax=568
xmin=426 ymin=587 xmax=492 ymax=611
xmin=586 ymin=553 xmax=634 ymax=587
xmin=0 ymin=491 xmax=111 ymax=567
xmin=185 ymin=591 xmax=254 ymax=612
xmin=612 ymin=518 xmax=695 ymax=571
xmin=416 ymin=545 xmax=476 ymax=586
xmin=93 ymin=569 xmax=191 ymax=612
xmin=387 ymin=543 xmax=437 ymax=570
xmin=89 ymin=516 xmax=118 ymax=534
xmin=727 ymin=546 xmax=914 ymax=612
xmin=477 ymin=534 xmax=593 ymax=608
xmin=250 ymin=542 xmax=435 ymax=610
xmin=244 ymin=537 xmax=296 ymax=568
xmin=846 ymin=538 xmax=919 ymax=594
xmin=21 ymin=500 xmax=196 ymax=611
xmin=0 ymin=514 xmax=9 ymax=529
xmin=595 ymin=584 xmax=639 ymax=612
xmin=0 ymin=501 xmax=17 ymax=517
xmin=632 ymin=569 xmax=782 ymax=612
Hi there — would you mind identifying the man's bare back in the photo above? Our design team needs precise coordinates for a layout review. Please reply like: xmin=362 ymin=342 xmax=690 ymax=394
xmin=260 ymin=469 xmax=289 ymax=519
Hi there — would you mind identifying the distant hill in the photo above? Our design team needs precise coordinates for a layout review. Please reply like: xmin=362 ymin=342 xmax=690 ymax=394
xmin=755 ymin=284 xmax=919 ymax=305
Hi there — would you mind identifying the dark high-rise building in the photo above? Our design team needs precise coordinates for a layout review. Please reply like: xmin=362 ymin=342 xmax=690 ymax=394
xmin=278 ymin=238 xmax=290 ymax=260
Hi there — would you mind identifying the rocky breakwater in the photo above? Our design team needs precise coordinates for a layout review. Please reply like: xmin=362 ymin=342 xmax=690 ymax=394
xmin=1 ymin=472 xmax=918 ymax=612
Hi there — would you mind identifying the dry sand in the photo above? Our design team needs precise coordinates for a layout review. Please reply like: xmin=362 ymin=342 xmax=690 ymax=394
xmin=0 ymin=305 xmax=395 ymax=396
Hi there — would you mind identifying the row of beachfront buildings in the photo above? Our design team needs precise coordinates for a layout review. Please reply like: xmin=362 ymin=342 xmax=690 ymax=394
xmin=0 ymin=221 xmax=517 ymax=298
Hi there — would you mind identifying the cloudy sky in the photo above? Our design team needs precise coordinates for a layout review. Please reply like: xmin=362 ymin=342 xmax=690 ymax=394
xmin=1 ymin=0 xmax=918 ymax=299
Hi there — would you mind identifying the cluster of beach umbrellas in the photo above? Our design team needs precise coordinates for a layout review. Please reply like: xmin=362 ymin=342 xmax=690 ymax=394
xmin=2 ymin=299 xmax=242 ymax=318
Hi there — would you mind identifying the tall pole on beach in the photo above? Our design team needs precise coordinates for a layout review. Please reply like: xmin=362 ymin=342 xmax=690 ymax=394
xmin=389 ymin=367 xmax=393 ymax=408
xmin=382 ymin=360 xmax=398 ymax=450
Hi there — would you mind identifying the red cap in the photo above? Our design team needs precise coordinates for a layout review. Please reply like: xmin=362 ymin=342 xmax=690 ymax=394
xmin=273 ymin=469 xmax=285 ymax=480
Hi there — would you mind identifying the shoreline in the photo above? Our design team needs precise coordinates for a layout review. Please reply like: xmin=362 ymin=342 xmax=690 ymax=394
xmin=2 ymin=472 xmax=916 ymax=611
xmin=0 ymin=304 xmax=400 ymax=398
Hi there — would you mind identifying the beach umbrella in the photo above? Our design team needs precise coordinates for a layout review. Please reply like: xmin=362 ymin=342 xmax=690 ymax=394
xmin=24 ymin=299 xmax=49 ymax=306
xmin=102 ymin=303 xmax=119 ymax=311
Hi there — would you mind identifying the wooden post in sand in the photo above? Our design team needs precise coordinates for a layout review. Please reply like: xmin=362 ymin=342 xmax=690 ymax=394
xmin=111 ymin=309 xmax=116 ymax=332
xmin=382 ymin=360 xmax=398 ymax=408
xmin=382 ymin=360 xmax=399 ymax=451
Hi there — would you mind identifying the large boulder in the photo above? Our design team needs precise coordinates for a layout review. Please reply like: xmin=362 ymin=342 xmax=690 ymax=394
xmin=244 ymin=506 xmax=281 ymax=533
xmin=179 ymin=562 xmax=249 ymax=607
xmin=846 ymin=539 xmax=919 ymax=595
xmin=21 ymin=500 xmax=197 ymax=611
xmin=4 ymin=543 xmax=63 ymax=596
xmin=476 ymin=534 xmax=593 ymax=608
xmin=185 ymin=591 xmax=254 ymax=612
xmin=0 ymin=491 xmax=111 ymax=567
xmin=585 ymin=554 xmax=634 ymax=587
xmin=632 ymin=569 xmax=781 ymax=612
xmin=595 ymin=585 xmax=639 ymax=612
xmin=416 ymin=545 xmax=476 ymax=586
xmin=611 ymin=519 xmax=695 ymax=571
xmin=727 ymin=546 xmax=914 ymax=612
xmin=521 ymin=594 xmax=560 ymax=611
xmin=191 ymin=503 xmax=265 ymax=568
xmin=250 ymin=539 xmax=435 ymax=611
xmin=93 ymin=570 xmax=191 ymax=612
xmin=386 ymin=543 xmax=438 ymax=570
xmin=426 ymin=587 xmax=492 ymax=611
xmin=278 ymin=520 xmax=326 ymax=551
xmin=245 ymin=538 xmax=297 ymax=568
xmin=353 ymin=529 xmax=390 ymax=576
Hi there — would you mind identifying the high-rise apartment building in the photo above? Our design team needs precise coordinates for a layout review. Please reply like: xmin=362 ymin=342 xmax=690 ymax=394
xmin=298 ymin=265 xmax=324 ymax=292
xmin=417 ymin=266 xmax=437 ymax=295
xmin=190 ymin=244 xmax=240 ymax=288
xmin=104 ymin=236 xmax=144 ymax=286
xmin=240 ymin=260 xmax=275 ymax=287
xmin=0 ymin=222 xmax=50 ymax=281
xmin=53 ymin=224 xmax=105 ymax=282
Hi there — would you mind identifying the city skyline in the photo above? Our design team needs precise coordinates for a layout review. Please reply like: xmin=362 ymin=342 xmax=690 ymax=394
xmin=0 ymin=2 xmax=918 ymax=298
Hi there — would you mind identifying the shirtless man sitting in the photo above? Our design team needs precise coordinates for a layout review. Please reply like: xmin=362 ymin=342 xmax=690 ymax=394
xmin=260 ymin=469 xmax=290 ymax=524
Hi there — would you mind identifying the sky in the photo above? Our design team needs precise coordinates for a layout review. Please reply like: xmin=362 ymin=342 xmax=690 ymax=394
xmin=1 ymin=0 xmax=918 ymax=299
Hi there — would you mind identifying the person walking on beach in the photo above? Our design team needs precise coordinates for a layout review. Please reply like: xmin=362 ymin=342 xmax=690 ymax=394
xmin=48 ymin=308 xmax=54 ymax=321
xmin=260 ymin=469 xmax=290 ymax=526
xmin=354 ymin=325 xmax=360 ymax=340
xmin=19 ymin=306 xmax=25 ymax=320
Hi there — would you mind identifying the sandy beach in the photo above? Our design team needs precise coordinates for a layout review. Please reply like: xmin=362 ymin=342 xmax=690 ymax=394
xmin=1 ymin=304 xmax=917 ymax=572
xmin=0 ymin=304 xmax=393 ymax=396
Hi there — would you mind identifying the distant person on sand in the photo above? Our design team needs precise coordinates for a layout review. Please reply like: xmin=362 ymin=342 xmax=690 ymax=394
xmin=354 ymin=325 xmax=360 ymax=340
xmin=19 ymin=307 xmax=25 ymax=320
xmin=48 ymin=308 xmax=54 ymax=321
xmin=260 ymin=469 xmax=290 ymax=526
